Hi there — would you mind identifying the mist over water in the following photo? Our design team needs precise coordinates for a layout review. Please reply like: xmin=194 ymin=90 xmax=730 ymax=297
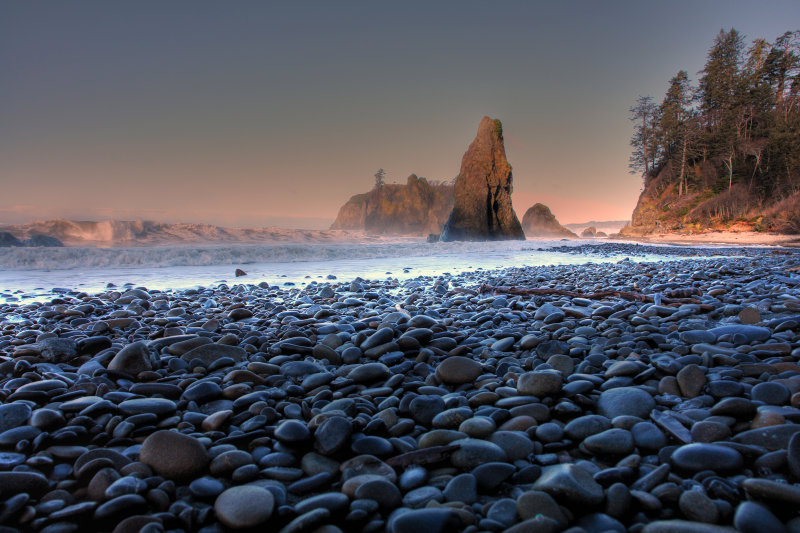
xmin=0 ymin=239 xmax=680 ymax=304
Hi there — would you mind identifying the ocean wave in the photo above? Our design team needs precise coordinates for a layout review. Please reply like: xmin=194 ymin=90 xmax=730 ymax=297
xmin=0 ymin=240 xmax=567 ymax=271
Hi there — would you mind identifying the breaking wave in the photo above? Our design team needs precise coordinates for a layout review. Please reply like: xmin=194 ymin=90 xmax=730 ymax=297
xmin=0 ymin=240 xmax=569 ymax=271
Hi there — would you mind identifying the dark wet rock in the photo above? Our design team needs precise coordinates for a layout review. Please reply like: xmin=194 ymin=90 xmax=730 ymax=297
xmin=450 ymin=438 xmax=507 ymax=470
xmin=214 ymin=485 xmax=274 ymax=529
xmin=0 ymin=471 xmax=49 ymax=498
xmin=388 ymin=508 xmax=462 ymax=533
xmin=180 ymin=343 xmax=247 ymax=365
xmin=788 ymin=432 xmax=800 ymax=480
xmin=435 ymin=356 xmax=482 ymax=385
xmin=733 ymin=501 xmax=787 ymax=533
xmin=348 ymin=363 xmax=391 ymax=383
xmin=732 ymin=424 xmax=800 ymax=451
xmin=107 ymin=341 xmax=151 ymax=375
xmin=139 ymin=430 xmax=208 ymax=480
xmin=598 ymin=387 xmax=655 ymax=419
xmin=517 ymin=370 xmax=562 ymax=397
xmin=532 ymin=463 xmax=604 ymax=505
xmin=0 ymin=403 xmax=31 ymax=433
xmin=37 ymin=337 xmax=78 ymax=362
xmin=670 ymin=444 xmax=743 ymax=473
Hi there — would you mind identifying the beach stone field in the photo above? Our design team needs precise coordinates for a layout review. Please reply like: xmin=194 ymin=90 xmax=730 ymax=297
xmin=2 ymin=243 xmax=800 ymax=533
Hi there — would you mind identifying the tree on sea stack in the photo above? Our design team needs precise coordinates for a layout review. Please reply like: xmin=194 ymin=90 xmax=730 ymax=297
xmin=440 ymin=116 xmax=525 ymax=241
xmin=374 ymin=168 xmax=386 ymax=189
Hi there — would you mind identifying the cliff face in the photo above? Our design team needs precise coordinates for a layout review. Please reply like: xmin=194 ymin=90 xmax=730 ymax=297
xmin=521 ymin=204 xmax=577 ymax=238
xmin=440 ymin=117 xmax=525 ymax=241
xmin=330 ymin=175 xmax=454 ymax=235
xmin=623 ymin=156 xmax=800 ymax=235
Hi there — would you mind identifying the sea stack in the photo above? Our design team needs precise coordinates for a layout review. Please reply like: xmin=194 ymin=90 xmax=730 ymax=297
xmin=521 ymin=203 xmax=577 ymax=238
xmin=440 ymin=117 xmax=525 ymax=241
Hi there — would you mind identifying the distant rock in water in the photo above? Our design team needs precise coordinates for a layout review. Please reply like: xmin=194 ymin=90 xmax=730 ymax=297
xmin=581 ymin=226 xmax=598 ymax=238
xmin=0 ymin=231 xmax=63 ymax=247
xmin=0 ymin=232 xmax=23 ymax=247
xmin=521 ymin=204 xmax=577 ymax=238
xmin=24 ymin=234 xmax=64 ymax=247
xmin=330 ymin=175 xmax=454 ymax=235
xmin=440 ymin=117 xmax=525 ymax=242
xmin=235 ymin=268 xmax=247 ymax=277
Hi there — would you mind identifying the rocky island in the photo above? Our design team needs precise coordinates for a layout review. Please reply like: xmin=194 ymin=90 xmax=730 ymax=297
xmin=331 ymin=175 xmax=454 ymax=236
xmin=440 ymin=117 xmax=525 ymax=242
xmin=520 ymin=204 xmax=577 ymax=239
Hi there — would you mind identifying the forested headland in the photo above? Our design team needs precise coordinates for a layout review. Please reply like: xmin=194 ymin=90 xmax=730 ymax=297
xmin=625 ymin=29 xmax=800 ymax=234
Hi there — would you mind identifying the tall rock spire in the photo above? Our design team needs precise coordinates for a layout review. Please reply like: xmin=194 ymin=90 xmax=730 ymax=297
xmin=440 ymin=117 xmax=525 ymax=241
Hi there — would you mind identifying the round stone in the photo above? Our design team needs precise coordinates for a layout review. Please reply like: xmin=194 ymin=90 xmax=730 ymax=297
xmin=678 ymin=490 xmax=718 ymax=523
xmin=315 ymin=416 xmax=352 ymax=455
xmin=450 ymin=438 xmax=507 ymax=470
xmin=733 ymin=501 xmax=786 ymax=533
xmin=354 ymin=478 xmax=402 ymax=509
xmin=598 ymin=387 xmax=655 ymax=419
xmin=0 ymin=403 xmax=32 ymax=433
xmin=751 ymin=382 xmax=790 ymax=405
xmin=517 ymin=371 xmax=563 ymax=397
xmin=139 ymin=430 xmax=208 ymax=480
xmin=436 ymin=356 xmax=482 ymax=385
xmin=214 ymin=485 xmax=275 ymax=529
xmin=274 ymin=420 xmax=311 ymax=444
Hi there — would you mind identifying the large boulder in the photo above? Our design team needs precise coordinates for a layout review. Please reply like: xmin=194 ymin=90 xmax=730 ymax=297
xmin=440 ymin=117 xmax=525 ymax=241
xmin=521 ymin=204 xmax=577 ymax=238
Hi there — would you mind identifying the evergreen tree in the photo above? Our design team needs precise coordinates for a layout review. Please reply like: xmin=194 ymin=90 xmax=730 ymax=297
xmin=658 ymin=71 xmax=695 ymax=195
xmin=374 ymin=168 xmax=386 ymax=189
xmin=628 ymin=96 xmax=659 ymax=178
xmin=698 ymin=29 xmax=745 ymax=189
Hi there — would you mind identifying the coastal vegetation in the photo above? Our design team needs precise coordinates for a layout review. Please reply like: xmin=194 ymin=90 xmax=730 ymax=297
xmin=626 ymin=29 xmax=800 ymax=234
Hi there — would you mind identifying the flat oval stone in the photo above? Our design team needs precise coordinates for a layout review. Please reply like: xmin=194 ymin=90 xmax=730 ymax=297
xmin=214 ymin=485 xmax=274 ymax=529
xmin=671 ymin=443 xmax=743 ymax=472
xmin=436 ymin=356 xmax=482 ymax=385
xmin=450 ymin=438 xmax=507 ymax=470
xmin=118 ymin=398 xmax=176 ymax=416
xmin=0 ymin=472 xmax=49 ymax=499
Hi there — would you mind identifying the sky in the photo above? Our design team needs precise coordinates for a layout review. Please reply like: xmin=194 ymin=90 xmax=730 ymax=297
xmin=2 ymin=1 xmax=799 ymax=228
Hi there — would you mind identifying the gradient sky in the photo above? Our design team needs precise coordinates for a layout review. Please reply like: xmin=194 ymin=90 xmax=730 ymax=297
xmin=2 ymin=1 xmax=799 ymax=228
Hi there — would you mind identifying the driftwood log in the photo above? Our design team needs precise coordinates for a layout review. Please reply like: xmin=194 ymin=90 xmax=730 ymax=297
xmin=467 ymin=284 xmax=702 ymax=306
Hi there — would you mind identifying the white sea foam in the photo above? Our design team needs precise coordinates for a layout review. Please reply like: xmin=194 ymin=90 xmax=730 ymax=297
xmin=0 ymin=240 xmax=571 ymax=270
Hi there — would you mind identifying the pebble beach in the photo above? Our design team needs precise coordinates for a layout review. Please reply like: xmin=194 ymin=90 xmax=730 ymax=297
xmin=2 ymin=243 xmax=800 ymax=533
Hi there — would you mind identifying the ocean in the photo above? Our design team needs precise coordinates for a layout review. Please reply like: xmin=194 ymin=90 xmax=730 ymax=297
xmin=0 ymin=238 xmax=683 ymax=304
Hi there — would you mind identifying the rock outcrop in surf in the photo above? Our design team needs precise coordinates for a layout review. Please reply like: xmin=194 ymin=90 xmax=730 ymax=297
xmin=440 ymin=117 xmax=525 ymax=242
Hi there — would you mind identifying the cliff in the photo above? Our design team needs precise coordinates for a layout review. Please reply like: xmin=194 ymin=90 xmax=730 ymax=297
xmin=623 ymin=156 xmax=800 ymax=236
xmin=440 ymin=117 xmax=525 ymax=241
xmin=521 ymin=204 xmax=577 ymax=238
xmin=330 ymin=175 xmax=454 ymax=235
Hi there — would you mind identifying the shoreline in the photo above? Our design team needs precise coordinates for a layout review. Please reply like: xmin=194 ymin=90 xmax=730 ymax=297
xmin=0 ymin=246 xmax=799 ymax=531
xmin=615 ymin=230 xmax=800 ymax=247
